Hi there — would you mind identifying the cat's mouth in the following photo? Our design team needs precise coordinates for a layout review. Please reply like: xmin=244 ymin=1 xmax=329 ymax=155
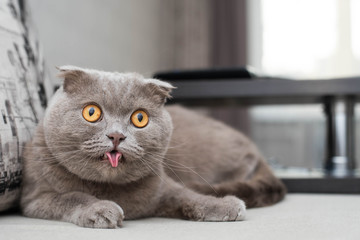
xmin=102 ymin=150 xmax=123 ymax=168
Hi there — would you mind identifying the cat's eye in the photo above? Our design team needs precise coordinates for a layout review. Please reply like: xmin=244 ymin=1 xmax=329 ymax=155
xmin=82 ymin=104 xmax=102 ymax=122
xmin=131 ymin=110 xmax=149 ymax=128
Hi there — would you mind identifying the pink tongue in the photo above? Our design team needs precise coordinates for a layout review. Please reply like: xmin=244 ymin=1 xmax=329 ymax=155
xmin=105 ymin=152 xmax=121 ymax=168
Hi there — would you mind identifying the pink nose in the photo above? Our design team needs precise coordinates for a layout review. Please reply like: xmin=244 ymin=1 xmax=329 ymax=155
xmin=106 ymin=132 xmax=126 ymax=147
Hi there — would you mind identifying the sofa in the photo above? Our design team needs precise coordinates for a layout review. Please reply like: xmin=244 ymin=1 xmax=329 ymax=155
xmin=1 ymin=194 xmax=359 ymax=239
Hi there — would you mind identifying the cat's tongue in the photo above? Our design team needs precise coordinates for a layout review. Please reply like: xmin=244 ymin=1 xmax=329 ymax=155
xmin=105 ymin=151 xmax=122 ymax=168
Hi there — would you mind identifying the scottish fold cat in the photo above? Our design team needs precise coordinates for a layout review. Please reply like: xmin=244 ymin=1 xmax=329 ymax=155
xmin=20 ymin=66 xmax=285 ymax=228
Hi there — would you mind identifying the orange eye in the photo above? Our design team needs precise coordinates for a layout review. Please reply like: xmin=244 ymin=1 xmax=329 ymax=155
xmin=82 ymin=104 xmax=102 ymax=122
xmin=131 ymin=110 xmax=149 ymax=128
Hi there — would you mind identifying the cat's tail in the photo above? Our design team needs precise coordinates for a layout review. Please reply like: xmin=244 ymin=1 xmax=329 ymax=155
xmin=189 ymin=162 xmax=287 ymax=208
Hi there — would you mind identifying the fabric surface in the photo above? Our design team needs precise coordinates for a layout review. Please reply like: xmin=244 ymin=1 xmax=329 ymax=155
xmin=0 ymin=0 xmax=52 ymax=211
xmin=0 ymin=194 xmax=359 ymax=240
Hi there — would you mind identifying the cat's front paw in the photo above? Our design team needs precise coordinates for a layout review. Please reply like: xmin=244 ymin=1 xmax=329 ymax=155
xmin=78 ymin=200 xmax=124 ymax=228
xmin=215 ymin=196 xmax=246 ymax=221
xmin=185 ymin=196 xmax=246 ymax=222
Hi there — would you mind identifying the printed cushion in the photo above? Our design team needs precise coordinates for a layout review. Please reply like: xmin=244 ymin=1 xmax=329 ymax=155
xmin=0 ymin=0 xmax=53 ymax=211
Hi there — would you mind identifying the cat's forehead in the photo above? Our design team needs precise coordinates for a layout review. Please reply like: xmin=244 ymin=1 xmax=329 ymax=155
xmin=58 ymin=66 xmax=173 ymax=114
xmin=92 ymin=71 xmax=145 ymax=91
xmin=68 ymin=70 xmax=158 ymax=112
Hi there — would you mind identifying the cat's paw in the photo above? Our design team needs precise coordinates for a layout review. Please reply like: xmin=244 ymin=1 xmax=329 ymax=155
xmin=78 ymin=200 xmax=124 ymax=228
xmin=216 ymin=196 xmax=246 ymax=221
xmin=185 ymin=196 xmax=246 ymax=222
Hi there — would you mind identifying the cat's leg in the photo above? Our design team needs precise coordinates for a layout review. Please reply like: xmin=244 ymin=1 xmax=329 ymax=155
xmin=21 ymin=191 xmax=124 ymax=228
xmin=155 ymin=177 xmax=246 ymax=221
xmin=188 ymin=161 xmax=286 ymax=208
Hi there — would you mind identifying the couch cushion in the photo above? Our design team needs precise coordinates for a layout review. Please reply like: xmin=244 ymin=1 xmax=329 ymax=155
xmin=0 ymin=194 xmax=359 ymax=239
xmin=0 ymin=0 xmax=53 ymax=211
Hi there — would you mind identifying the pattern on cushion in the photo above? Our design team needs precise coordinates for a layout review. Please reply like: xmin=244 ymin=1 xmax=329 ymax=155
xmin=0 ymin=0 xmax=53 ymax=211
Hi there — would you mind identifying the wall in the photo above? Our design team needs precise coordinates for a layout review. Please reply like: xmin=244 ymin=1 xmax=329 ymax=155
xmin=28 ymin=0 xmax=166 ymax=82
xmin=28 ymin=0 xmax=216 ymax=84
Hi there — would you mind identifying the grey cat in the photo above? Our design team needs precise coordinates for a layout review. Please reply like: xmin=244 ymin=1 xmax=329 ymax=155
xmin=20 ymin=66 xmax=286 ymax=228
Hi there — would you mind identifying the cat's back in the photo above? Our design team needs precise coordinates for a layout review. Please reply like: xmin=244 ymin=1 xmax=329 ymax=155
xmin=164 ymin=105 xmax=261 ymax=184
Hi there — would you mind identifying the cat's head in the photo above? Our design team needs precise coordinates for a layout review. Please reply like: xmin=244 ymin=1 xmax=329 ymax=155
xmin=42 ymin=66 xmax=174 ymax=184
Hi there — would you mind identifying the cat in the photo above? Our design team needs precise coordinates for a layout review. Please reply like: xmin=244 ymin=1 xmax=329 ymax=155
xmin=20 ymin=66 xmax=286 ymax=228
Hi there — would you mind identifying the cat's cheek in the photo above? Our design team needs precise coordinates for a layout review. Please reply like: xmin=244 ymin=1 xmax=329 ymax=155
xmin=84 ymin=123 xmax=107 ymax=139
xmin=76 ymin=118 xmax=108 ymax=143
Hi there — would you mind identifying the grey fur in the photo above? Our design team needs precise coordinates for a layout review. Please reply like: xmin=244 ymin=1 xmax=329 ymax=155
xmin=20 ymin=66 xmax=285 ymax=228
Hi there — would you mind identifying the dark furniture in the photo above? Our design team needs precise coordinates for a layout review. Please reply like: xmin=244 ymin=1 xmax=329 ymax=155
xmin=154 ymin=68 xmax=360 ymax=193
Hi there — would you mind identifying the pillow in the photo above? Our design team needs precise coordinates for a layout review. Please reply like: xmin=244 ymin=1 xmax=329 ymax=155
xmin=0 ymin=0 xmax=53 ymax=212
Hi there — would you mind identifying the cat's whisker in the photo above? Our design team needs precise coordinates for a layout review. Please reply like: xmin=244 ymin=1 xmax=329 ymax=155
xmin=145 ymin=152 xmax=194 ymax=168
xmin=158 ymin=162 xmax=186 ymax=187
xmin=145 ymin=152 xmax=218 ymax=194
xmin=138 ymin=158 xmax=167 ymax=184
xmin=143 ymin=155 xmax=196 ymax=172
xmin=144 ymin=154 xmax=201 ymax=182
xmin=140 ymin=142 xmax=188 ymax=150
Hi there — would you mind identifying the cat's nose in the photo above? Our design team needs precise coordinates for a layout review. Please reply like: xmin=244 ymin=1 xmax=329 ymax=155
xmin=106 ymin=132 xmax=126 ymax=147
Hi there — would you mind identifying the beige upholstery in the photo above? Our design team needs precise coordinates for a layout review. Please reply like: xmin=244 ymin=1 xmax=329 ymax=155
xmin=1 ymin=194 xmax=359 ymax=240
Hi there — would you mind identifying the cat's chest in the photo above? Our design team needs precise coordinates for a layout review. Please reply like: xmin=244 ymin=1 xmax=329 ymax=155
xmin=57 ymin=175 xmax=162 ymax=219
xmin=47 ymin=164 xmax=162 ymax=219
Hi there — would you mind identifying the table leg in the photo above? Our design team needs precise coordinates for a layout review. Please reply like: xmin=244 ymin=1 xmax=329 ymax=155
xmin=324 ymin=96 xmax=356 ymax=177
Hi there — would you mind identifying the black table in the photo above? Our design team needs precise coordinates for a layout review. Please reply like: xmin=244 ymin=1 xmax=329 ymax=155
xmin=156 ymin=70 xmax=360 ymax=193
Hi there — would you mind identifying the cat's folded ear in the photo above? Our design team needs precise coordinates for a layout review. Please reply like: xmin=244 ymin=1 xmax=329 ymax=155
xmin=57 ymin=66 xmax=91 ymax=94
xmin=145 ymin=79 xmax=176 ymax=104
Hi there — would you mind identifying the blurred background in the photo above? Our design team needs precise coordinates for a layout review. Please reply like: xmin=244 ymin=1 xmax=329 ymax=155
xmin=27 ymin=0 xmax=360 ymax=176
